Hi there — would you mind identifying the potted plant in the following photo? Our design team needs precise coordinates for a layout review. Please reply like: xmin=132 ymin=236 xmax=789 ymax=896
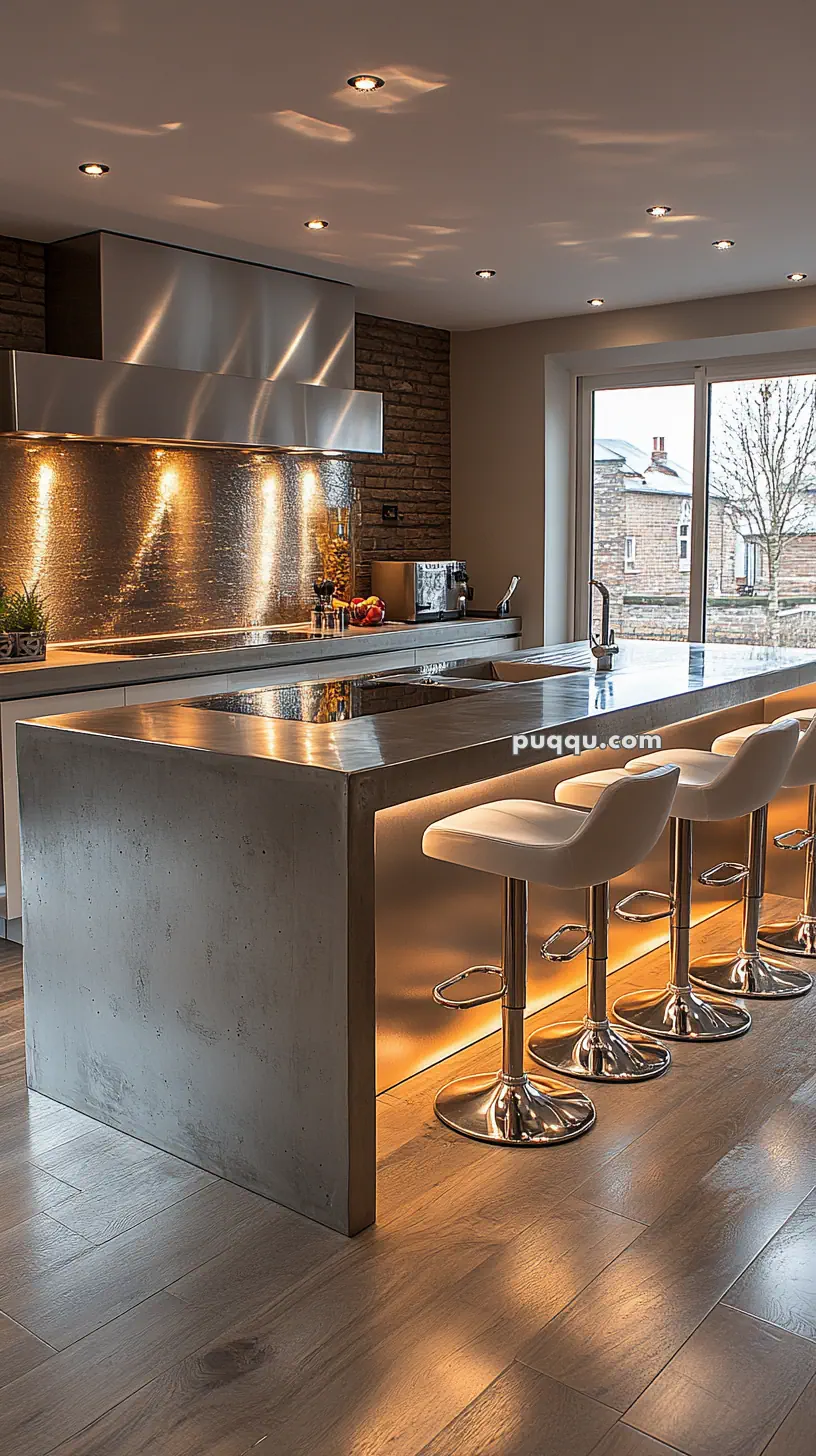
xmin=0 ymin=581 xmax=50 ymax=661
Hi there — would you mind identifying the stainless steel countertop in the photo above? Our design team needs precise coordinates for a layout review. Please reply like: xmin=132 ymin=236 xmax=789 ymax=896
xmin=0 ymin=616 xmax=520 ymax=702
xmin=23 ymin=640 xmax=816 ymax=810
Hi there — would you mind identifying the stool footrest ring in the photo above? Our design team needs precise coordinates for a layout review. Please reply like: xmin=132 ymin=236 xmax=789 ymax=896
xmin=774 ymin=828 xmax=816 ymax=851
xmin=614 ymin=889 xmax=673 ymax=923
xmin=541 ymin=924 xmax=592 ymax=963
xmin=699 ymin=861 xmax=748 ymax=887
xmin=432 ymin=966 xmax=505 ymax=1009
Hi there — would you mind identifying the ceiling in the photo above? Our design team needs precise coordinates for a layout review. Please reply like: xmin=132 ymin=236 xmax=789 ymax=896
xmin=2 ymin=0 xmax=814 ymax=331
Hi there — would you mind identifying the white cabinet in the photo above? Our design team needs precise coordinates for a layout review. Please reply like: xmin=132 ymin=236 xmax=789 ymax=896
xmin=2 ymin=687 xmax=126 ymax=922
xmin=123 ymin=649 xmax=419 ymax=706
xmin=413 ymin=634 xmax=521 ymax=668
xmin=124 ymin=673 xmax=233 ymax=705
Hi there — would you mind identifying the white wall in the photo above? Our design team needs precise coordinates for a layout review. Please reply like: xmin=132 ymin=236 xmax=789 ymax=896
xmin=451 ymin=284 xmax=816 ymax=646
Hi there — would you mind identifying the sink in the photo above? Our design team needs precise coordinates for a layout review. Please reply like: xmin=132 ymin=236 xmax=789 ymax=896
xmin=490 ymin=661 xmax=585 ymax=682
xmin=435 ymin=658 xmax=585 ymax=683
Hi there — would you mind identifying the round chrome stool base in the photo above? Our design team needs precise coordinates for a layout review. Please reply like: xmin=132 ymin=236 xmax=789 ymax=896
xmin=758 ymin=916 xmax=816 ymax=961
xmin=434 ymin=1071 xmax=596 ymax=1146
xmin=528 ymin=1020 xmax=671 ymax=1082
xmin=613 ymin=983 xmax=751 ymax=1041
xmin=691 ymin=951 xmax=812 ymax=999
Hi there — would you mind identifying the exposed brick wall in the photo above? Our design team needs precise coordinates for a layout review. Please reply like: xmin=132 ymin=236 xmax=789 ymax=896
xmin=0 ymin=235 xmax=46 ymax=350
xmin=352 ymin=313 xmax=451 ymax=594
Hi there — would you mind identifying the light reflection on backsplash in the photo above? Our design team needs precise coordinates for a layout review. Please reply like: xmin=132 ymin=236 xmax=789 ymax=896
xmin=0 ymin=440 xmax=353 ymax=640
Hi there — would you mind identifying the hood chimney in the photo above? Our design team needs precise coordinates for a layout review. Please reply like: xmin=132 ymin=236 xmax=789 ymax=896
xmin=0 ymin=232 xmax=383 ymax=452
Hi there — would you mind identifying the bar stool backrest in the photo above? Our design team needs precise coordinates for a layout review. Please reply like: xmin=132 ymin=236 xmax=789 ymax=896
xmin=776 ymin=712 xmax=816 ymax=789
xmin=561 ymin=763 xmax=680 ymax=889
xmin=701 ymin=717 xmax=799 ymax=821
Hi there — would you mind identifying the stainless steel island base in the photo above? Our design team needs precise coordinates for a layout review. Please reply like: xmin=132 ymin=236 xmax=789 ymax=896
xmin=16 ymin=640 xmax=816 ymax=1234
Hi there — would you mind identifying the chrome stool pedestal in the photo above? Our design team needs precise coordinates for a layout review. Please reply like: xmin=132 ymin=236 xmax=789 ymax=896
xmin=528 ymin=881 xmax=671 ymax=1081
xmin=613 ymin=819 xmax=753 ymax=1041
xmin=433 ymin=877 xmax=597 ymax=1146
xmin=691 ymin=804 xmax=812 ymax=999
xmin=758 ymin=784 xmax=816 ymax=961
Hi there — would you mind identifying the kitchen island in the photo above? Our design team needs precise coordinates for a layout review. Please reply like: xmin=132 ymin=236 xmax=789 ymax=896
xmin=16 ymin=639 xmax=816 ymax=1234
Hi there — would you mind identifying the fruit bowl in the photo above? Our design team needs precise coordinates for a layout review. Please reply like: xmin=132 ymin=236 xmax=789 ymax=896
xmin=350 ymin=595 xmax=386 ymax=627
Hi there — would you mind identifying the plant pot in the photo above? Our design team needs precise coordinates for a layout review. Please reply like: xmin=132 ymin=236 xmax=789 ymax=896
xmin=12 ymin=632 xmax=47 ymax=662
xmin=0 ymin=632 xmax=14 ymax=660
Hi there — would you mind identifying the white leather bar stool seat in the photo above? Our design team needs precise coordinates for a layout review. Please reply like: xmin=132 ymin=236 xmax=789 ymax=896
xmin=424 ymin=800 xmax=599 ymax=884
xmin=611 ymin=717 xmax=800 ymax=1038
xmin=625 ymin=742 xmax=794 ymax=820
xmin=424 ymin=785 xmax=677 ymax=891
xmin=423 ymin=765 xmax=679 ymax=1144
xmin=710 ymin=711 xmax=816 ymax=972
xmin=558 ymin=748 xmax=791 ymax=820
xmin=712 ymin=712 xmax=816 ymax=788
xmin=525 ymin=765 xmax=676 ymax=1082
xmin=553 ymin=766 xmax=628 ymax=810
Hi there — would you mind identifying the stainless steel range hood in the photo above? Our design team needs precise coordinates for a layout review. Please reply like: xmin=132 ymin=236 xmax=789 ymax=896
xmin=0 ymin=232 xmax=383 ymax=453
xmin=0 ymin=350 xmax=382 ymax=451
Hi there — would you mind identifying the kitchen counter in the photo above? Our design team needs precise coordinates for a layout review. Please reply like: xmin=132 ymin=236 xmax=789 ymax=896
xmin=0 ymin=615 xmax=521 ymax=700
xmin=16 ymin=639 xmax=816 ymax=1235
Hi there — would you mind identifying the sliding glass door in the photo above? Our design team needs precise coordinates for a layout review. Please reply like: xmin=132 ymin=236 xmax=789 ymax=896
xmin=590 ymin=383 xmax=695 ymax=642
xmin=583 ymin=362 xmax=816 ymax=648
xmin=706 ymin=374 xmax=816 ymax=647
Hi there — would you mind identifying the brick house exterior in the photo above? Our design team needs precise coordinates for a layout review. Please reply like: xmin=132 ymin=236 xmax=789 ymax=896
xmin=596 ymin=437 xmax=816 ymax=645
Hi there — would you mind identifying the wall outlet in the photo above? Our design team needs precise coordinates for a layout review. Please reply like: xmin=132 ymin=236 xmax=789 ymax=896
xmin=382 ymin=503 xmax=399 ymax=522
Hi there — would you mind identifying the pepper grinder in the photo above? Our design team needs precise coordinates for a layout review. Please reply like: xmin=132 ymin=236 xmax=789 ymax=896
xmin=311 ymin=579 xmax=334 ymax=632
xmin=311 ymin=578 xmax=344 ymax=633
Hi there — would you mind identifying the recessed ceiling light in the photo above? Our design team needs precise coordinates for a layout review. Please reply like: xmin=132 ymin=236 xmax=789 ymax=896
xmin=712 ymin=238 xmax=735 ymax=250
xmin=304 ymin=218 xmax=329 ymax=230
xmin=787 ymin=271 xmax=808 ymax=282
xmin=588 ymin=297 xmax=605 ymax=307
xmin=78 ymin=162 xmax=109 ymax=176
xmin=646 ymin=204 xmax=671 ymax=218
xmin=475 ymin=269 xmax=495 ymax=279
xmin=347 ymin=74 xmax=385 ymax=92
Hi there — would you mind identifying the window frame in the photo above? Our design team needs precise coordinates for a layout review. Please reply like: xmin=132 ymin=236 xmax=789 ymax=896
xmin=576 ymin=348 xmax=816 ymax=643
xmin=677 ymin=509 xmax=692 ymax=572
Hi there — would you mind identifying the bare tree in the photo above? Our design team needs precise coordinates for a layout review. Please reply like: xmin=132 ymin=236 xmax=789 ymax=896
xmin=710 ymin=377 xmax=816 ymax=644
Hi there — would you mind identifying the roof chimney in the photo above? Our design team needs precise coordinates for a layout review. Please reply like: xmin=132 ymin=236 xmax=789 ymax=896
xmin=652 ymin=435 xmax=667 ymax=464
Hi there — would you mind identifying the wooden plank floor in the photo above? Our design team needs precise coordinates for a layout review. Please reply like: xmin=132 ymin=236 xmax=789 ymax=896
xmin=0 ymin=898 xmax=815 ymax=1453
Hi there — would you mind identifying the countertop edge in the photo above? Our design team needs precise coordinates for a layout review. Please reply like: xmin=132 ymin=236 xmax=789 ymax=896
xmin=16 ymin=643 xmax=816 ymax=797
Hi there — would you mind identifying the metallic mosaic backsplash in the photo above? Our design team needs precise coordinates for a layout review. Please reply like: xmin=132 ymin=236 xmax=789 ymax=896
xmin=0 ymin=440 xmax=353 ymax=641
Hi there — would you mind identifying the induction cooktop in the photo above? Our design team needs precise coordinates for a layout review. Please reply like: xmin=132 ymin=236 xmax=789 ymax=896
xmin=68 ymin=629 xmax=318 ymax=657
xmin=182 ymin=676 xmax=488 ymax=723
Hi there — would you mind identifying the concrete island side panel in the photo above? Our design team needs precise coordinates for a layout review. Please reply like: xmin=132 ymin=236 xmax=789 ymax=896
xmin=17 ymin=722 xmax=376 ymax=1235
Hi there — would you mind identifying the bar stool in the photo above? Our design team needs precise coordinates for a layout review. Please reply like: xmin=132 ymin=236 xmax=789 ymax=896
xmin=759 ymin=709 xmax=816 ymax=961
xmin=422 ymin=764 xmax=679 ymax=1145
xmin=687 ymin=710 xmax=816 ymax=997
xmin=613 ymin=717 xmax=800 ymax=1040
xmin=528 ymin=765 xmax=674 ymax=1081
